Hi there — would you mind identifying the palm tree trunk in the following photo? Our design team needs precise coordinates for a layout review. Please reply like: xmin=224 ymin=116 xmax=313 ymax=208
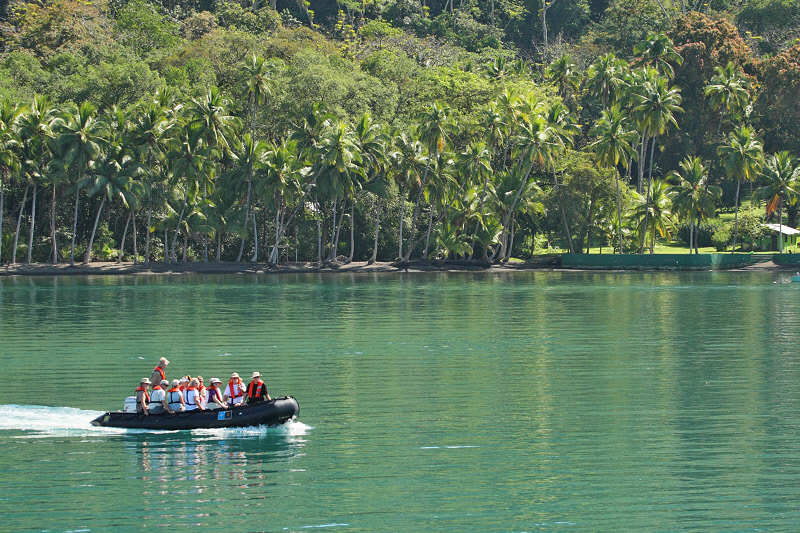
xmin=494 ymin=158 xmax=536 ymax=261
xmin=689 ymin=220 xmax=694 ymax=254
xmin=270 ymin=201 xmax=281 ymax=264
xmin=164 ymin=229 xmax=168 ymax=263
xmin=251 ymin=209 xmax=258 ymax=262
xmin=640 ymin=138 xmax=655 ymax=254
xmin=779 ymin=196 xmax=784 ymax=253
xmin=216 ymin=230 xmax=222 ymax=261
xmin=505 ymin=215 xmax=517 ymax=261
xmin=132 ymin=211 xmax=137 ymax=264
xmin=171 ymin=188 xmax=189 ymax=263
xmin=316 ymin=196 xmax=323 ymax=262
xmin=470 ymin=174 xmax=490 ymax=259
xmin=369 ymin=196 xmax=381 ymax=264
xmin=348 ymin=197 xmax=355 ymax=263
xmin=12 ymin=183 xmax=29 ymax=265
xmin=423 ymin=204 xmax=435 ymax=259
xmin=332 ymin=199 xmax=346 ymax=261
xmin=398 ymin=181 xmax=406 ymax=260
xmin=0 ymin=176 xmax=4 ymax=263
xmin=118 ymin=210 xmax=131 ymax=264
xmin=732 ymin=179 xmax=742 ymax=253
xmin=615 ymin=168 xmax=623 ymax=255
xmin=51 ymin=182 xmax=57 ymax=264
xmin=84 ymin=194 xmax=106 ymax=264
xmin=404 ymin=159 xmax=432 ymax=261
xmin=145 ymin=203 xmax=152 ymax=264
xmin=26 ymin=182 xmax=37 ymax=264
xmin=144 ymin=153 xmax=153 ymax=264
xmin=553 ymin=167 xmax=574 ymax=253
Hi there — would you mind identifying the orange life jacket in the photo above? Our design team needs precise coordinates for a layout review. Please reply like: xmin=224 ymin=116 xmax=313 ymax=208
xmin=153 ymin=366 xmax=166 ymax=381
xmin=248 ymin=379 xmax=264 ymax=399
xmin=166 ymin=387 xmax=182 ymax=406
xmin=228 ymin=380 xmax=243 ymax=399
xmin=135 ymin=385 xmax=150 ymax=405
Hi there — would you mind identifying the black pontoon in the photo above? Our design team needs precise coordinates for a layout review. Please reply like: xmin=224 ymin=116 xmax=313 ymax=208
xmin=90 ymin=396 xmax=299 ymax=430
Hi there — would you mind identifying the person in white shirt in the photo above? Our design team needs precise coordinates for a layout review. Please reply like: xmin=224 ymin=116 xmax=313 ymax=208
xmin=223 ymin=372 xmax=246 ymax=406
xmin=185 ymin=378 xmax=204 ymax=411
xmin=149 ymin=380 xmax=172 ymax=414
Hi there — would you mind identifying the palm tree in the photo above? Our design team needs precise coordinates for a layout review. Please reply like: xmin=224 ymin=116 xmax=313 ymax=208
xmin=667 ymin=156 xmax=721 ymax=253
xmin=489 ymin=168 xmax=544 ymax=260
xmin=588 ymin=105 xmax=639 ymax=254
xmin=391 ymin=131 xmax=426 ymax=260
xmin=585 ymin=53 xmax=628 ymax=110
xmin=127 ymin=100 xmax=177 ymax=263
xmin=718 ymin=125 xmax=763 ymax=252
xmin=405 ymin=102 xmax=453 ymax=261
xmin=633 ymin=32 xmax=683 ymax=79
xmin=546 ymin=101 xmax=580 ymax=253
xmin=52 ymin=101 xmax=108 ymax=266
xmin=546 ymin=54 xmax=581 ymax=104
xmin=630 ymin=75 xmax=682 ymax=253
xmin=83 ymin=140 xmax=145 ymax=264
xmin=754 ymin=151 xmax=800 ymax=253
xmin=14 ymin=95 xmax=59 ymax=264
xmin=185 ymin=87 xmax=242 ymax=261
xmin=0 ymin=100 xmax=21 ymax=264
xmin=631 ymin=179 xmax=676 ymax=253
xmin=256 ymin=139 xmax=302 ymax=265
xmin=237 ymin=55 xmax=281 ymax=262
xmin=701 ymin=63 xmax=752 ymax=224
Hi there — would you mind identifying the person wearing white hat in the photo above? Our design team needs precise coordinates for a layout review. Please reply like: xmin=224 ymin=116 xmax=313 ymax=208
xmin=247 ymin=371 xmax=271 ymax=404
xmin=223 ymin=372 xmax=246 ymax=406
xmin=135 ymin=378 xmax=151 ymax=415
xmin=150 ymin=357 xmax=169 ymax=390
xmin=206 ymin=378 xmax=228 ymax=410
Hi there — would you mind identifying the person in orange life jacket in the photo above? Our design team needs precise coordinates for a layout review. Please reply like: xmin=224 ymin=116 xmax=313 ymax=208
xmin=185 ymin=378 xmax=205 ymax=411
xmin=149 ymin=379 xmax=172 ymax=414
xmin=206 ymin=378 xmax=228 ymax=410
xmin=150 ymin=357 xmax=169 ymax=390
xmin=179 ymin=376 xmax=189 ymax=392
xmin=196 ymin=376 xmax=207 ymax=409
xmin=166 ymin=379 xmax=185 ymax=412
xmin=223 ymin=372 xmax=246 ymax=406
xmin=247 ymin=371 xmax=271 ymax=404
xmin=136 ymin=378 xmax=151 ymax=415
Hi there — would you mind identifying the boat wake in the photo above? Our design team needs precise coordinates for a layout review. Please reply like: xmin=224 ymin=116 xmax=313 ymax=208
xmin=0 ymin=405 xmax=311 ymax=439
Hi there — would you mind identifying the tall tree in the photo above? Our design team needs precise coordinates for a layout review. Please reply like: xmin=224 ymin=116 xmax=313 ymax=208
xmin=667 ymin=156 xmax=721 ymax=253
xmin=717 ymin=125 xmax=763 ymax=252
xmin=754 ymin=151 xmax=800 ymax=253
xmin=53 ymin=102 xmax=108 ymax=266
xmin=588 ymin=105 xmax=639 ymax=254
xmin=0 ymin=100 xmax=21 ymax=264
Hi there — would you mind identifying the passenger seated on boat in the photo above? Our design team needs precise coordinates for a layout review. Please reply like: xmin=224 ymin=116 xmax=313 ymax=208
xmin=149 ymin=380 xmax=172 ymax=414
xmin=196 ymin=376 xmax=207 ymax=409
xmin=206 ymin=378 xmax=228 ymax=410
xmin=179 ymin=376 xmax=190 ymax=391
xmin=224 ymin=372 xmax=246 ymax=406
xmin=167 ymin=379 xmax=185 ymax=412
xmin=150 ymin=357 xmax=169 ymax=390
xmin=247 ymin=372 xmax=271 ymax=404
xmin=185 ymin=378 xmax=205 ymax=411
xmin=135 ymin=378 xmax=151 ymax=415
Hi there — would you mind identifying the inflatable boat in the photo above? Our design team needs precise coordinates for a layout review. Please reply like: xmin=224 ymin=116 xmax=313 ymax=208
xmin=90 ymin=396 xmax=300 ymax=430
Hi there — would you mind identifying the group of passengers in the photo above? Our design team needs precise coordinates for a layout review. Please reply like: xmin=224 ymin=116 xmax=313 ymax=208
xmin=135 ymin=357 xmax=270 ymax=416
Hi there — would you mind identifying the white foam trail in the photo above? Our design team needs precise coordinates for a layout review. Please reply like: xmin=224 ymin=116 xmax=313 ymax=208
xmin=0 ymin=404 xmax=128 ymax=436
xmin=192 ymin=419 xmax=312 ymax=439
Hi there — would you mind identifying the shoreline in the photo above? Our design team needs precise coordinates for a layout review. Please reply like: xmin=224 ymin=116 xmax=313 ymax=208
xmin=0 ymin=258 xmax=796 ymax=276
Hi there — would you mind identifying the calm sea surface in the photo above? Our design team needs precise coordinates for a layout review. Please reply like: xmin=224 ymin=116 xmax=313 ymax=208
xmin=1 ymin=270 xmax=800 ymax=532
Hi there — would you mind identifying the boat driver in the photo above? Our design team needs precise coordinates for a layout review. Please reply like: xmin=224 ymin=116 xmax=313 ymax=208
xmin=247 ymin=371 xmax=271 ymax=404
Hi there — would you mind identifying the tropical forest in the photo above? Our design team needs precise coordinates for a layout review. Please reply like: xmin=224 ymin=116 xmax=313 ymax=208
xmin=1 ymin=0 xmax=800 ymax=265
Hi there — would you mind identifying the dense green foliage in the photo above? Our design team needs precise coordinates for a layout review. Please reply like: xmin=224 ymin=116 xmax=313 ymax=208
xmin=1 ymin=0 xmax=800 ymax=264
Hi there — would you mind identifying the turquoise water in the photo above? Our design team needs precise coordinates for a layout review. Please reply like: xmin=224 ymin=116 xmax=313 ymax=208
xmin=1 ymin=271 xmax=800 ymax=531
